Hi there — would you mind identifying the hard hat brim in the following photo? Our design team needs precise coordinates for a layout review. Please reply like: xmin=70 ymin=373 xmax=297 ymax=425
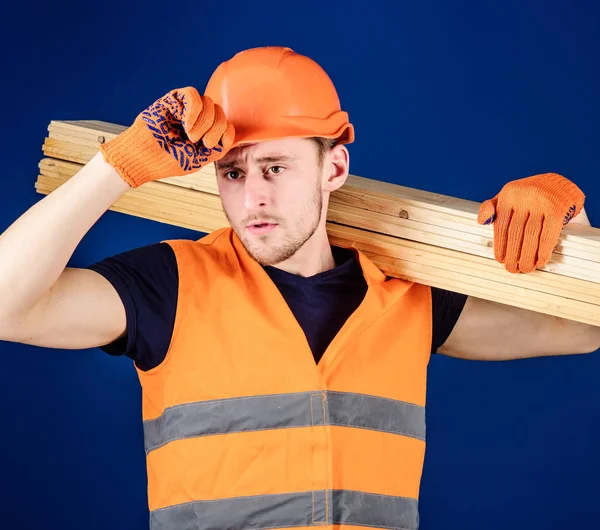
xmin=229 ymin=113 xmax=355 ymax=149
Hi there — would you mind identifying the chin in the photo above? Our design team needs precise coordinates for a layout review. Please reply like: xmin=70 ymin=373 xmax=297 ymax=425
xmin=236 ymin=231 xmax=301 ymax=267
xmin=245 ymin=240 xmax=298 ymax=267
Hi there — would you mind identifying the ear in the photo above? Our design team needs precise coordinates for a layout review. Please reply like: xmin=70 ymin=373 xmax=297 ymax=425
xmin=322 ymin=144 xmax=350 ymax=193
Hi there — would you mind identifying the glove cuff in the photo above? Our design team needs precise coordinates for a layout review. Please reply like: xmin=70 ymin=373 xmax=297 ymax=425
xmin=542 ymin=173 xmax=586 ymax=217
xmin=99 ymin=123 xmax=169 ymax=188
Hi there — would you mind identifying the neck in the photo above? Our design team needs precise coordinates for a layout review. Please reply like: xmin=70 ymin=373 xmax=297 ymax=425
xmin=271 ymin=223 xmax=335 ymax=277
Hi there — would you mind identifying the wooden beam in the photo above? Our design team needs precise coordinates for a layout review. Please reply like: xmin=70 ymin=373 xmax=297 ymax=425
xmin=32 ymin=120 xmax=600 ymax=327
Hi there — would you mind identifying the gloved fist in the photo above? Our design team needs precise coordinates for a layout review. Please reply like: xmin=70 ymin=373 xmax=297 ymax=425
xmin=478 ymin=173 xmax=585 ymax=273
xmin=100 ymin=87 xmax=235 ymax=188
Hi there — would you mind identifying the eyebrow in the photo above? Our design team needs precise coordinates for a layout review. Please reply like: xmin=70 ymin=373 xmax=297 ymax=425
xmin=216 ymin=154 xmax=299 ymax=171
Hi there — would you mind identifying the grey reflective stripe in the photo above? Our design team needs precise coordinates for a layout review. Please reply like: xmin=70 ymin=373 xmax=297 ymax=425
xmin=144 ymin=392 xmax=314 ymax=453
xmin=326 ymin=391 xmax=426 ymax=440
xmin=144 ymin=391 xmax=425 ymax=454
xmin=332 ymin=490 xmax=419 ymax=530
xmin=150 ymin=490 xmax=418 ymax=530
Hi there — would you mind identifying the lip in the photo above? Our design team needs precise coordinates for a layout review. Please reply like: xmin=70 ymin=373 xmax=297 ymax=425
xmin=246 ymin=223 xmax=278 ymax=235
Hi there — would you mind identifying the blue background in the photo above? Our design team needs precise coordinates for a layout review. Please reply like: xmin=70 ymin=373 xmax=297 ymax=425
xmin=1 ymin=1 xmax=599 ymax=528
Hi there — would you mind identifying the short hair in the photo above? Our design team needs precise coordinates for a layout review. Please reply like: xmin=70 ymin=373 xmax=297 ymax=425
xmin=310 ymin=137 xmax=338 ymax=167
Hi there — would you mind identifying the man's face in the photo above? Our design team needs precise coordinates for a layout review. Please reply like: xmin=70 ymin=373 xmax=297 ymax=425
xmin=215 ymin=138 xmax=326 ymax=266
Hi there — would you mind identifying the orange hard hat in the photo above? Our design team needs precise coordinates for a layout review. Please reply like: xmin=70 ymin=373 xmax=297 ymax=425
xmin=204 ymin=46 xmax=354 ymax=149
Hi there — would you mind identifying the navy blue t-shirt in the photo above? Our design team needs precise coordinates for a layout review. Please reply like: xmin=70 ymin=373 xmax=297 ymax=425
xmin=88 ymin=242 xmax=468 ymax=371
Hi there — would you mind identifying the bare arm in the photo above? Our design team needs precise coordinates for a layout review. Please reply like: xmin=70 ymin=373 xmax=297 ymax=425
xmin=0 ymin=151 xmax=132 ymax=348
xmin=438 ymin=296 xmax=600 ymax=360
xmin=439 ymin=207 xmax=600 ymax=360
xmin=0 ymin=88 xmax=234 ymax=350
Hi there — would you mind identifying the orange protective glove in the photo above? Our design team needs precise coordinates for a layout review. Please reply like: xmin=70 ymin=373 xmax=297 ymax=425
xmin=477 ymin=173 xmax=585 ymax=273
xmin=100 ymin=87 xmax=235 ymax=188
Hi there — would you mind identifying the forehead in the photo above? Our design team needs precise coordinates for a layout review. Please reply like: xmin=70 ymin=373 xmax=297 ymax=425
xmin=216 ymin=137 xmax=315 ymax=167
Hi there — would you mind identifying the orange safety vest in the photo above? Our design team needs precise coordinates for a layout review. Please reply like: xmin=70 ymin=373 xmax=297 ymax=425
xmin=137 ymin=227 xmax=432 ymax=530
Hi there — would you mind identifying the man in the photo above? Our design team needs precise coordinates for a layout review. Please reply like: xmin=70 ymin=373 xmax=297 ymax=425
xmin=0 ymin=46 xmax=597 ymax=529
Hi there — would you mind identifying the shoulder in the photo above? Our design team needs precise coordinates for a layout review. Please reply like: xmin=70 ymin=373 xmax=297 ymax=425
xmin=87 ymin=240 xmax=178 ymax=280
xmin=163 ymin=227 xmax=234 ymax=261
xmin=156 ymin=228 xmax=244 ymax=298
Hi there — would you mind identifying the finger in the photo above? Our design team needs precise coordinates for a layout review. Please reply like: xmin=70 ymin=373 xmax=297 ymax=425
xmin=220 ymin=119 xmax=236 ymax=151
xmin=478 ymin=196 xmax=498 ymax=225
xmin=186 ymin=95 xmax=215 ymax=144
xmin=493 ymin=205 xmax=513 ymax=264
xmin=205 ymin=121 xmax=237 ymax=166
xmin=536 ymin=216 xmax=563 ymax=269
xmin=167 ymin=87 xmax=198 ymax=123
xmin=202 ymin=104 xmax=229 ymax=148
xmin=503 ymin=211 xmax=529 ymax=273
xmin=518 ymin=213 xmax=544 ymax=273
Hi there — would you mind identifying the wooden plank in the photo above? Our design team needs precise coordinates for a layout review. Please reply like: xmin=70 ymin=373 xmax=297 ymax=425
xmin=41 ymin=122 xmax=600 ymax=252
xmin=329 ymin=187 xmax=600 ymax=260
xmin=40 ymin=163 xmax=600 ymax=290
xmin=361 ymin=252 xmax=600 ymax=326
xmin=34 ymin=173 xmax=600 ymax=326
xmin=41 ymin=139 xmax=600 ymax=262
xmin=35 ymin=180 xmax=228 ymax=233
xmin=48 ymin=120 xmax=125 ymax=140
xmin=327 ymin=226 xmax=600 ymax=326
xmin=193 ymin=162 xmax=600 ymax=253
xmin=38 ymin=142 xmax=600 ymax=283
xmin=326 ymin=224 xmax=600 ymax=310
xmin=42 ymin=140 xmax=94 ymax=165
xmin=35 ymin=120 xmax=600 ymax=327
xmin=40 ymin=168 xmax=600 ymax=301
xmin=326 ymin=202 xmax=600 ymax=281
xmin=47 ymin=129 xmax=108 ymax=149
xmin=40 ymin=151 xmax=600 ymax=282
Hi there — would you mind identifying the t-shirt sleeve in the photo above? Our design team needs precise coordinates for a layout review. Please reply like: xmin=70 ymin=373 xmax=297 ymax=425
xmin=430 ymin=286 xmax=468 ymax=354
xmin=86 ymin=242 xmax=178 ymax=371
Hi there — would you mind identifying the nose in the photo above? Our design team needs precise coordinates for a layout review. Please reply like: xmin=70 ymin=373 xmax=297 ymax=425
xmin=243 ymin=170 xmax=271 ymax=211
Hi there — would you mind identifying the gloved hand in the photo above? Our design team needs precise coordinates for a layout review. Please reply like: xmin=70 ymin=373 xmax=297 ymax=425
xmin=100 ymin=87 xmax=235 ymax=188
xmin=477 ymin=173 xmax=585 ymax=273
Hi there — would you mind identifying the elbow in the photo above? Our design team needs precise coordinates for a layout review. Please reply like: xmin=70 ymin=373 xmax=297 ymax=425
xmin=556 ymin=317 xmax=600 ymax=355
xmin=582 ymin=337 xmax=600 ymax=355
xmin=0 ymin=316 xmax=21 ymax=342
xmin=0 ymin=309 xmax=32 ymax=343
xmin=586 ymin=323 xmax=600 ymax=353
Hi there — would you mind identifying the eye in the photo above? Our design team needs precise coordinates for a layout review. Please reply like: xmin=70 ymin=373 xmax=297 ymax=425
xmin=224 ymin=170 xmax=242 ymax=180
xmin=268 ymin=166 xmax=285 ymax=175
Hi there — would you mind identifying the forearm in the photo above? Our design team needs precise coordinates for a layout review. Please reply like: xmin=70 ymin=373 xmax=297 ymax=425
xmin=0 ymin=152 xmax=130 ymax=317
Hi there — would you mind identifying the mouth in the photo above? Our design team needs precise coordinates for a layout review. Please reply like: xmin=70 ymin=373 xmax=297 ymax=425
xmin=246 ymin=222 xmax=278 ymax=235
